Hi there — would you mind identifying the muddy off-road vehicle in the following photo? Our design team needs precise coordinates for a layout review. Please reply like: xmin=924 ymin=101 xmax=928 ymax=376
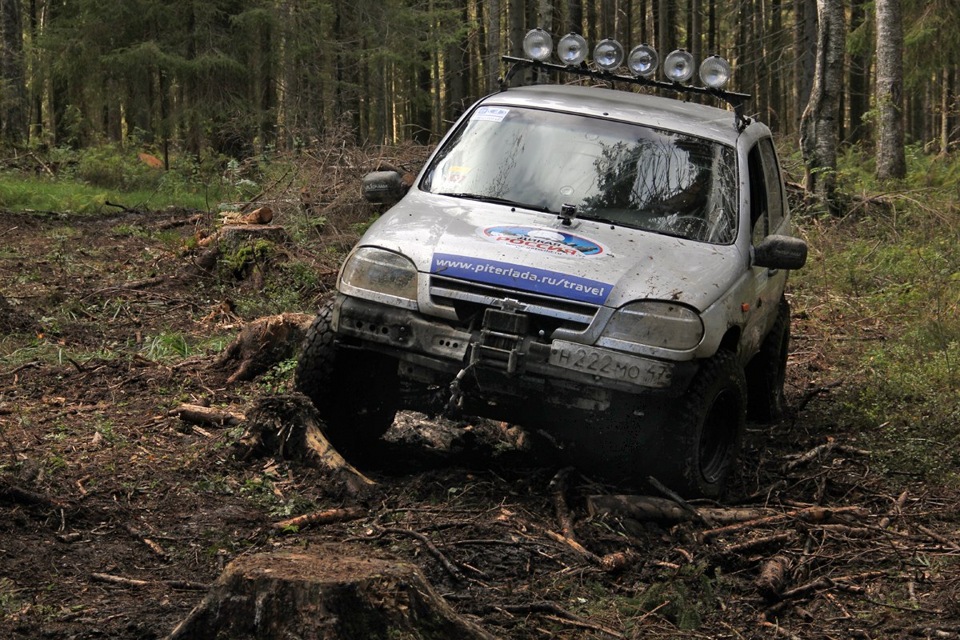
xmin=295 ymin=32 xmax=807 ymax=497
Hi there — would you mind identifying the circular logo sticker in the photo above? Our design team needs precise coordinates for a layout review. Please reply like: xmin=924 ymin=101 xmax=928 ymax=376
xmin=482 ymin=226 xmax=604 ymax=257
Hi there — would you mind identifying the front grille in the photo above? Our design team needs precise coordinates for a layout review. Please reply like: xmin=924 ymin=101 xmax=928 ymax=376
xmin=429 ymin=274 xmax=598 ymax=331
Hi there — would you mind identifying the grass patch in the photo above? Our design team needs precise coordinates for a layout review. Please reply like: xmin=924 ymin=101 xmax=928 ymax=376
xmin=790 ymin=149 xmax=960 ymax=486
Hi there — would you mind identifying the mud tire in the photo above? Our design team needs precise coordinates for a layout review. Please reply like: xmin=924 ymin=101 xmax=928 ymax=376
xmin=294 ymin=301 xmax=399 ymax=457
xmin=657 ymin=351 xmax=747 ymax=498
xmin=746 ymin=296 xmax=791 ymax=423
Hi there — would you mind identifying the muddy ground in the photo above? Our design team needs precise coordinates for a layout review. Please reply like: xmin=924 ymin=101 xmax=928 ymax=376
xmin=1 ymin=206 xmax=959 ymax=639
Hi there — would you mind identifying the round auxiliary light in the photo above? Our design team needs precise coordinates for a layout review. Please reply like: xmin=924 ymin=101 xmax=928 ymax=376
xmin=699 ymin=55 xmax=731 ymax=89
xmin=664 ymin=49 xmax=695 ymax=83
xmin=627 ymin=44 xmax=659 ymax=77
xmin=557 ymin=33 xmax=588 ymax=66
xmin=522 ymin=28 xmax=553 ymax=62
xmin=593 ymin=38 xmax=625 ymax=72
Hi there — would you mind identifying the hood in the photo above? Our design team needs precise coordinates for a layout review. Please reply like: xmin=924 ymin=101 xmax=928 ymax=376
xmin=359 ymin=190 xmax=746 ymax=311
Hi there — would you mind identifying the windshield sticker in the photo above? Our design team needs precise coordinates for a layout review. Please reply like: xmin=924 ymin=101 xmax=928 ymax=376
xmin=472 ymin=106 xmax=510 ymax=123
xmin=432 ymin=253 xmax=612 ymax=305
xmin=442 ymin=165 xmax=471 ymax=186
xmin=482 ymin=226 xmax=605 ymax=257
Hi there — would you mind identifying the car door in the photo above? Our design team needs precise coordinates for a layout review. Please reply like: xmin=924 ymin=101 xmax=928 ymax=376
xmin=742 ymin=137 xmax=788 ymax=356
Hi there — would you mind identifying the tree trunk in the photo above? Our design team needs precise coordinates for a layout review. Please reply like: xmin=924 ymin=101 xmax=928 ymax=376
xmin=485 ymin=0 xmax=501 ymax=92
xmin=876 ymin=0 xmax=906 ymax=179
xmin=166 ymin=549 xmax=498 ymax=640
xmin=794 ymin=0 xmax=817 ymax=129
xmin=0 ymin=0 xmax=27 ymax=144
xmin=846 ymin=0 xmax=870 ymax=145
xmin=799 ymin=0 xmax=845 ymax=210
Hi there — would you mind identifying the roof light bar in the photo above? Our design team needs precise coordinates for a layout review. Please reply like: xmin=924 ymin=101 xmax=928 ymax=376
xmin=500 ymin=31 xmax=749 ymax=126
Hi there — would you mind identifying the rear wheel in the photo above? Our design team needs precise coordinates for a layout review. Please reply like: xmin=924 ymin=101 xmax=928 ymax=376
xmin=294 ymin=301 xmax=399 ymax=457
xmin=651 ymin=351 xmax=747 ymax=498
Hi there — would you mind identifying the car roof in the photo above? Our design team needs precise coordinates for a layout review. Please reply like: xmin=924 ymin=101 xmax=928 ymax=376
xmin=479 ymin=84 xmax=753 ymax=146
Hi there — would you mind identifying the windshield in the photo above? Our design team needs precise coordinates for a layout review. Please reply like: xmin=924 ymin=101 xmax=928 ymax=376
xmin=421 ymin=105 xmax=738 ymax=244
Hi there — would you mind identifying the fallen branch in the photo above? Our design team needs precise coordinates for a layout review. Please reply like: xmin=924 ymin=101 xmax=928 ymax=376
xmin=124 ymin=524 xmax=169 ymax=559
xmin=784 ymin=439 xmax=872 ymax=471
xmin=701 ymin=506 xmax=871 ymax=541
xmin=648 ymin=475 xmax=716 ymax=527
xmin=169 ymin=404 xmax=246 ymax=428
xmin=273 ymin=506 xmax=366 ymax=531
xmin=91 ymin=572 xmax=208 ymax=591
xmin=493 ymin=602 xmax=624 ymax=639
xmin=377 ymin=527 xmax=466 ymax=583
xmin=587 ymin=494 xmax=770 ymax=526
xmin=778 ymin=570 xmax=887 ymax=601
xmin=719 ymin=531 xmax=798 ymax=557
xmin=0 ymin=479 xmax=66 ymax=509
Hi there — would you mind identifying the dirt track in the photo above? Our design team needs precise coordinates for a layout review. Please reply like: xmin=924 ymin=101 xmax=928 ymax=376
xmin=2 ymin=208 xmax=959 ymax=639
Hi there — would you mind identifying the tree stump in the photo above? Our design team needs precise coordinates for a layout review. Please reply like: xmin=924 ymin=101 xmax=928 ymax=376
xmin=166 ymin=548 xmax=498 ymax=640
xmin=236 ymin=393 xmax=375 ymax=495
xmin=214 ymin=313 xmax=313 ymax=384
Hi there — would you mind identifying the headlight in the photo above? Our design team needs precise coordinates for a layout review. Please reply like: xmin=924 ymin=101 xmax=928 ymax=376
xmin=603 ymin=301 xmax=703 ymax=350
xmin=340 ymin=247 xmax=418 ymax=306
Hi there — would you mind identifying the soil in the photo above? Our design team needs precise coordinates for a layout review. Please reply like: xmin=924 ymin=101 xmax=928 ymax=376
xmin=1 ymin=207 xmax=959 ymax=639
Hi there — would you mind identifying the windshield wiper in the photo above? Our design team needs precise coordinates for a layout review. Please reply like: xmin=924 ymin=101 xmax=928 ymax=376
xmin=435 ymin=192 xmax=553 ymax=214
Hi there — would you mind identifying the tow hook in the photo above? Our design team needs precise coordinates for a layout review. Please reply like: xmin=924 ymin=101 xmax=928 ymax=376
xmin=447 ymin=363 xmax=474 ymax=415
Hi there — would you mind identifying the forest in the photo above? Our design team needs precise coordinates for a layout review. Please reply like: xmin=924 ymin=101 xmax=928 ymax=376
xmin=0 ymin=0 xmax=956 ymax=163
xmin=1 ymin=1 xmax=960 ymax=639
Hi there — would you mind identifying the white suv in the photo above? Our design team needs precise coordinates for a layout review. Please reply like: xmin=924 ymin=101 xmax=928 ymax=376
xmin=295 ymin=45 xmax=806 ymax=497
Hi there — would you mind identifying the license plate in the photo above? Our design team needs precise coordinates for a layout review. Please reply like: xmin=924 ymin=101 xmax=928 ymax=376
xmin=548 ymin=341 xmax=673 ymax=388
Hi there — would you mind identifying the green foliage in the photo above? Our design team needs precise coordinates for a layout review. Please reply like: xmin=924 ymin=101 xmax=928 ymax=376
xmin=259 ymin=358 xmax=297 ymax=394
xmin=142 ymin=332 xmax=193 ymax=360
xmin=791 ymin=149 xmax=960 ymax=484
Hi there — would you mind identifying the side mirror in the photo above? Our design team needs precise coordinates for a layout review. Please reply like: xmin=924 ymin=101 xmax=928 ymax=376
xmin=753 ymin=235 xmax=808 ymax=270
xmin=361 ymin=170 xmax=408 ymax=205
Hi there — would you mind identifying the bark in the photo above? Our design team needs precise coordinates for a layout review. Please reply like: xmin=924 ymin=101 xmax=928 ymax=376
xmin=236 ymin=393 xmax=376 ymax=495
xmin=847 ymin=0 xmax=870 ymax=144
xmin=799 ymin=0 xmax=845 ymax=210
xmin=485 ymin=0 xmax=501 ymax=92
xmin=0 ymin=0 xmax=27 ymax=144
xmin=794 ymin=0 xmax=817 ymax=125
xmin=166 ymin=549 xmax=498 ymax=640
xmin=876 ymin=0 xmax=906 ymax=179
xmin=213 ymin=313 xmax=313 ymax=384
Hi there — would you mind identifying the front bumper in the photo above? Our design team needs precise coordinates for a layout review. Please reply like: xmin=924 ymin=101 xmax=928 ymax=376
xmin=332 ymin=294 xmax=697 ymax=399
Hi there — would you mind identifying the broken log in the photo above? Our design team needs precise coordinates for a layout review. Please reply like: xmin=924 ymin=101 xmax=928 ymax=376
xmin=236 ymin=393 xmax=375 ymax=495
xmin=165 ymin=548 xmax=498 ymax=640
xmin=214 ymin=313 xmax=313 ymax=384
xmin=755 ymin=555 xmax=793 ymax=600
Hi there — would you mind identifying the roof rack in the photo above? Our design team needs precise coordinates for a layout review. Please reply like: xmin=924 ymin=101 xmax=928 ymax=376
xmin=500 ymin=56 xmax=752 ymax=131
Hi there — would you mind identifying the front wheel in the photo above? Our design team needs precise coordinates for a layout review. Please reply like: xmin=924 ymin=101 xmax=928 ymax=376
xmin=654 ymin=351 xmax=747 ymax=498
xmin=294 ymin=301 xmax=399 ymax=457
xmin=746 ymin=296 xmax=791 ymax=423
